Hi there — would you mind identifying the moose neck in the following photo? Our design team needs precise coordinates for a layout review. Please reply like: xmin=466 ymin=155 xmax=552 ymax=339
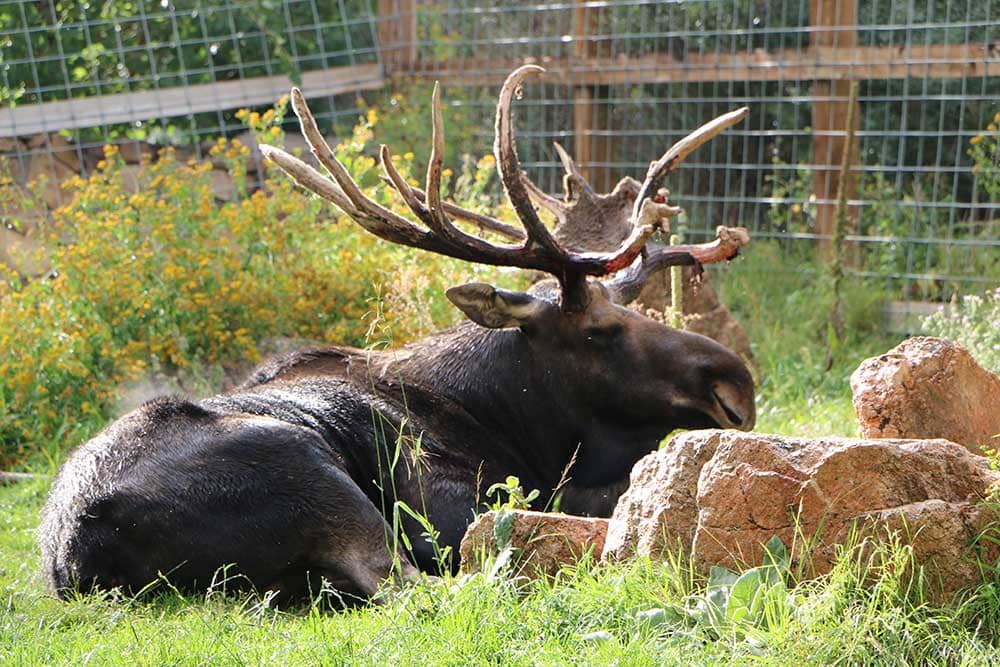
xmin=383 ymin=322 xmax=662 ymax=490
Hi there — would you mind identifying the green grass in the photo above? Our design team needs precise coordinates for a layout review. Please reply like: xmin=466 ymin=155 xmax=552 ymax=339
xmin=3 ymin=475 xmax=1000 ymax=665
xmin=716 ymin=242 xmax=896 ymax=438
xmin=3 ymin=242 xmax=998 ymax=665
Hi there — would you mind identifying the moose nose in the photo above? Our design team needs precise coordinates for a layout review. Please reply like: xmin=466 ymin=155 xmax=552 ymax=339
xmin=712 ymin=382 xmax=755 ymax=431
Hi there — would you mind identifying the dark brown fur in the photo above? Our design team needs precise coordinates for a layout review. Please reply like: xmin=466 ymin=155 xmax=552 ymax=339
xmin=39 ymin=283 xmax=754 ymax=603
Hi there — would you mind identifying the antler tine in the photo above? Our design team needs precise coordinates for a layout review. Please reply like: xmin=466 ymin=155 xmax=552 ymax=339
xmin=292 ymin=88 xmax=388 ymax=220
xmin=266 ymin=75 xmax=740 ymax=315
xmin=379 ymin=81 xmax=522 ymax=250
xmin=494 ymin=65 xmax=564 ymax=256
xmin=631 ymin=107 xmax=750 ymax=224
xmin=379 ymin=143 xmax=427 ymax=218
xmin=553 ymin=142 xmax=596 ymax=200
xmin=261 ymin=145 xmax=428 ymax=246
xmin=605 ymin=226 xmax=751 ymax=304
xmin=521 ymin=169 xmax=565 ymax=215
xmin=283 ymin=87 xmax=468 ymax=250
xmin=257 ymin=144 xmax=358 ymax=215
xmin=389 ymin=179 xmax=526 ymax=242
xmin=381 ymin=144 xmax=526 ymax=242
xmin=268 ymin=87 xmax=544 ymax=268
xmin=422 ymin=82 xmax=470 ymax=245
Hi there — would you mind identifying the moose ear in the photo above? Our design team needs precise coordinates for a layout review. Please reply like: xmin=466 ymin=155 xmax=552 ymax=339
xmin=445 ymin=282 xmax=555 ymax=329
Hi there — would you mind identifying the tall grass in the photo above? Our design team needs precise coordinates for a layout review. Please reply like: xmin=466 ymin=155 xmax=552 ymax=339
xmin=2 ymin=476 xmax=999 ymax=664
xmin=716 ymin=241 xmax=895 ymax=437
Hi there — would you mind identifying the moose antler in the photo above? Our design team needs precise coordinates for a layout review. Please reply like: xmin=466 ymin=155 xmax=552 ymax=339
xmin=260 ymin=65 xmax=750 ymax=312
xmin=522 ymin=110 xmax=752 ymax=305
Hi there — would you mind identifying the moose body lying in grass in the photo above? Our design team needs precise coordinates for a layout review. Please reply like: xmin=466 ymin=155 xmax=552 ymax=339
xmin=40 ymin=66 xmax=755 ymax=604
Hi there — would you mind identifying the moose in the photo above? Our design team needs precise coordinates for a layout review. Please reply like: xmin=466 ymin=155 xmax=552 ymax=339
xmin=40 ymin=66 xmax=755 ymax=604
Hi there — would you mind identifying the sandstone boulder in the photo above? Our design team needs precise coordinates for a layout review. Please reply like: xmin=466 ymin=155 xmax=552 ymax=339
xmin=0 ymin=225 xmax=49 ymax=276
xmin=210 ymin=169 xmax=237 ymax=201
xmin=604 ymin=430 xmax=1000 ymax=603
xmin=118 ymin=140 xmax=155 ymax=165
xmin=460 ymin=509 xmax=608 ymax=579
xmin=851 ymin=336 xmax=1000 ymax=454
xmin=26 ymin=134 xmax=81 ymax=210
xmin=0 ymin=137 xmax=23 ymax=154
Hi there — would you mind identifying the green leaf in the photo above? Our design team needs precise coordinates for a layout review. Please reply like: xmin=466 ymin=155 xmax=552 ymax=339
xmin=493 ymin=509 xmax=515 ymax=550
xmin=761 ymin=535 xmax=790 ymax=585
xmin=727 ymin=568 xmax=764 ymax=624
xmin=708 ymin=565 xmax=739 ymax=589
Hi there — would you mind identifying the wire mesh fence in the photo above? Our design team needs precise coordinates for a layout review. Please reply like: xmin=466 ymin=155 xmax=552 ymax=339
xmin=2 ymin=0 xmax=999 ymax=320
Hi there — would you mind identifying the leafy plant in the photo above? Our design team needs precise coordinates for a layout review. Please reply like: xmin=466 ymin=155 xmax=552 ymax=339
xmin=921 ymin=287 xmax=1000 ymax=374
xmin=486 ymin=475 xmax=540 ymax=512
xmin=969 ymin=111 xmax=1000 ymax=204
xmin=651 ymin=536 xmax=795 ymax=642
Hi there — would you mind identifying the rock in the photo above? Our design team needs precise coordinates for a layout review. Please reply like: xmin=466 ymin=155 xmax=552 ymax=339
xmin=0 ymin=137 xmax=23 ymax=154
xmin=0 ymin=150 xmax=31 ymax=186
xmin=851 ymin=337 xmax=1000 ymax=454
xmin=604 ymin=430 xmax=1000 ymax=603
xmin=120 ymin=164 xmax=146 ymax=195
xmin=26 ymin=134 xmax=82 ymax=209
xmin=602 ymin=432 xmax=719 ymax=561
xmin=0 ymin=225 xmax=49 ymax=276
xmin=864 ymin=499 xmax=996 ymax=599
xmin=210 ymin=169 xmax=237 ymax=201
xmin=635 ymin=267 xmax=756 ymax=370
xmin=28 ymin=134 xmax=81 ymax=172
xmin=118 ymin=140 xmax=155 ymax=164
xmin=460 ymin=509 xmax=608 ymax=579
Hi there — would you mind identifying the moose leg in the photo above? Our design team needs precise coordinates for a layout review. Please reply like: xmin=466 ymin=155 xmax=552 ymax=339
xmin=295 ymin=461 xmax=421 ymax=601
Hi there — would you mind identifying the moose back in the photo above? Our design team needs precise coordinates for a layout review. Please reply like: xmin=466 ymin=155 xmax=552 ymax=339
xmin=39 ymin=67 xmax=755 ymax=603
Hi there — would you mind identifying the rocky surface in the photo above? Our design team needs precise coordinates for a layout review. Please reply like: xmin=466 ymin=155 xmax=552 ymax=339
xmin=603 ymin=430 xmax=1000 ymax=603
xmin=851 ymin=336 xmax=1000 ymax=454
xmin=460 ymin=510 xmax=608 ymax=579
xmin=25 ymin=134 xmax=81 ymax=209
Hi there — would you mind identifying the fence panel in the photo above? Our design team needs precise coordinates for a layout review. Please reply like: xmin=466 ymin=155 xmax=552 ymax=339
xmin=2 ymin=0 xmax=998 ymax=311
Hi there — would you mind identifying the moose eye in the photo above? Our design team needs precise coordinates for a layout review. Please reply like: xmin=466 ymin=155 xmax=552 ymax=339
xmin=583 ymin=324 xmax=623 ymax=344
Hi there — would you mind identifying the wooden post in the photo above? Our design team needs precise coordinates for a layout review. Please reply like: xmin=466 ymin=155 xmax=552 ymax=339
xmin=377 ymin=0 xmax=417 ymax=75
xmin=810 ymin=0 xmax=860 ymax=262
xmin=571 ymin=0 xmax=611 ymax=190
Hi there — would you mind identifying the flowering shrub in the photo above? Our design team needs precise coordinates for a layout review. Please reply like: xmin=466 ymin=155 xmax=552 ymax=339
xmin=0 ymin=112 xmax=523 ymax=467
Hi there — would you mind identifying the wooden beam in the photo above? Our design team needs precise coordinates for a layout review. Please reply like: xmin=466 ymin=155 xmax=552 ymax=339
xmin=404 ymin=42 xmax=1000 ymax=86
xmin=377 ymin=0 xmax=417 ymax=75
xmin=0 ymin=63 xmax=385 ymax=138
xmin=571 ymin=0 xmax=611 ymax=190
xmin=810 ymin=0 xmax=860 ymax=262
xmin=8 ymin=40 xmax=988 ymax=139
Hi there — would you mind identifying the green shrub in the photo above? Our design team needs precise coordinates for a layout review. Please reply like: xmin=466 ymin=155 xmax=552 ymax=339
xmin=0 ymin=116 xmax=522 ymax=467
xmin=921 ymin=288 xmax=1000 ymax=374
